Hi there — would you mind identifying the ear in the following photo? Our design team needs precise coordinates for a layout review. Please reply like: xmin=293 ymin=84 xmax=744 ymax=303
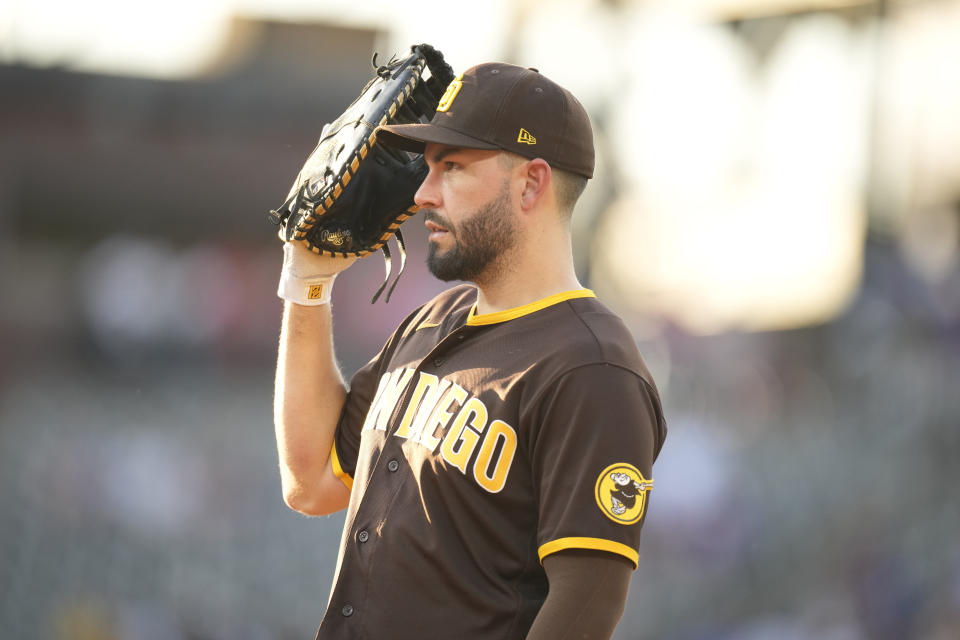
xmin=518 ymin=158 xmax=552 ymax=211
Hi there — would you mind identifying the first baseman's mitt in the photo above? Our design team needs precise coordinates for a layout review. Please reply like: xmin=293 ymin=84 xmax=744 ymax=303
xmin=269 ymin=43 xmax=455 ymax=302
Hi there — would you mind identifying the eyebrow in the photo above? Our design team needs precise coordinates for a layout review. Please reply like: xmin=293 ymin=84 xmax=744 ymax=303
xmin=429 ymin=147 xmax=464 ymax=164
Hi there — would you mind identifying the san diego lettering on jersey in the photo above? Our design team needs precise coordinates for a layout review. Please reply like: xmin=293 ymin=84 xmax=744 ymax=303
xmin=361 ymin=367 xmax=518 ymax=493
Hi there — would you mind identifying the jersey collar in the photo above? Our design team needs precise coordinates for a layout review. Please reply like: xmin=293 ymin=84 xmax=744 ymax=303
xmin=465 ymin=289 xmax=596 ymax=326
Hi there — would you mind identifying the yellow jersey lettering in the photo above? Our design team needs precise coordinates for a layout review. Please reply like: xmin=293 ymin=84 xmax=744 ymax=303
xmin=407 ymin=378 xmax=452 ymax=442
xmin=417 ymin=383 xmax=468 ymax=452
xmin=473 ymin=419 xmax=518 ymax=493
xmin=440 ymin=397 xmax=488 ymax=474
xmin=362 ymin=367 xmax=415 ymax=432
xmin=394 ymin=372 xmax=440 ymax=439
xmin=361 ymin=372 xmax=392 ymax=432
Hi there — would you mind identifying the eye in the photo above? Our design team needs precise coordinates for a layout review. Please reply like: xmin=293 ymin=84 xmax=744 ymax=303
xmin=444 ymin=161 xmax=459 ymax=171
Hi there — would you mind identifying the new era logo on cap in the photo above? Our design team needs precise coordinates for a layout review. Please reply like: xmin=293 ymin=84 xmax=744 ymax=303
xmin=376 ymin=63 xmax=595 ymax=178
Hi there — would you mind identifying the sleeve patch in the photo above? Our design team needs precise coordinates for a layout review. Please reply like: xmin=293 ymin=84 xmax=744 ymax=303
xmin=538 ymin=536 xmax=639 ymax=569
xmin=595 ymin=463 xmax=652 ymax=525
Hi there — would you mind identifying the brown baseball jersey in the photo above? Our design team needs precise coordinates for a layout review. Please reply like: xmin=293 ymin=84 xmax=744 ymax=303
xmin=317 ymin=285 xmax=666 ymax=639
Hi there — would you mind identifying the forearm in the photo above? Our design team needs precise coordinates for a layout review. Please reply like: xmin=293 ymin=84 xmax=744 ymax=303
xmin=273 ymin=300 xmax=348 ymax=514
xmin=526 ymin=550 xmax=633 ymax=640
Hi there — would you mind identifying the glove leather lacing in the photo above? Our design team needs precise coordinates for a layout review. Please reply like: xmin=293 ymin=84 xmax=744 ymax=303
xmin=369 ymin=229 xmax=406 ymax=304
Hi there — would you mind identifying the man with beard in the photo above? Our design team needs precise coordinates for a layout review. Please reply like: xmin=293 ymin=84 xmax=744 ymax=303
xmin=273 ymin=62 xmax=666 ymax=640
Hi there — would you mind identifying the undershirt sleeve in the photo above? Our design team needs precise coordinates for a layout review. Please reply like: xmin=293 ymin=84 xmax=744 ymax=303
xmin=525 ymin=549 xmax=634 ymax=640
xmin=529 ymin=362 xmax=663 ymax=568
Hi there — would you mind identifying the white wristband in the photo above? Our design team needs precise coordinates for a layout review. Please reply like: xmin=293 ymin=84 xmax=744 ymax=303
xmin=278 ymin=271 xmax=338 ymax=305
xmin=277 ymin=242 xmax=342 ymax=305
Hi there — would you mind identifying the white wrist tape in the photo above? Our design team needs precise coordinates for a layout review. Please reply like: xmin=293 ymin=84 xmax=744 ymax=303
xmin=277 ymin=242 xmax=341 ymax=306
xmin=278 ymin=271 xmax=338 ymax=305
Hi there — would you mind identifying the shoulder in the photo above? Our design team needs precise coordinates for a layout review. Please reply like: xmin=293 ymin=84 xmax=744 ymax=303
xmin=360 ymin=285 xmax=476 ymax=377
xmin=526 ymin=295 xmax=657 ymax=388
xmin=390 ymin=284 xmax=477 ymax=343
xmin=525 ymin=296 xmax=668 ymax=455
xmin=419 ymin=284 xmax=477 ymax=318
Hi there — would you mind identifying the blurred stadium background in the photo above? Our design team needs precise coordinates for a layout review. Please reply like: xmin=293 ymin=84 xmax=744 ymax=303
xmin=2 ymin=0 xmax=959 ymax=638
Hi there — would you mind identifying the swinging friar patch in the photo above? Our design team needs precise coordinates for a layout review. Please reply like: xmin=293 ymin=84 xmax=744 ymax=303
xmin=595 ymin=463 xmax=653 ymax=525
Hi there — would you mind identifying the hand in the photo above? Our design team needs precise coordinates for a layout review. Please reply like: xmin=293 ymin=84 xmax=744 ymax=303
xmin=281 ymin=241 xmax=358 ymax=280
xmin=278 ymin=241 xmax=358 ymax=306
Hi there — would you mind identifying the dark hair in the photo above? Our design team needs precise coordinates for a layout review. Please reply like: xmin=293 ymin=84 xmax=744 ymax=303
xmin=552 ymin=167 xmax=588 ymax=218
xmin=498 ymin=153 xmax=588 ymax=218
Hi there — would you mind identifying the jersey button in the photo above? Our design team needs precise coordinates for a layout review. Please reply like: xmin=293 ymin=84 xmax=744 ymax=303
xmin=387 ymin=459 xmax=400 ymax=473
xmin=433 ymin=357 xmax=444 ymax=367
xmin=341 ymin=604 xmax=354 ymax=617
xmin=357 ymin=530 xmax=369 ymax=543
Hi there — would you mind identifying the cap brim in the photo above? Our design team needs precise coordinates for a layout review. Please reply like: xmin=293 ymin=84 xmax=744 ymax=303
xmin=375 ymin=123 xmax=500 ymax=155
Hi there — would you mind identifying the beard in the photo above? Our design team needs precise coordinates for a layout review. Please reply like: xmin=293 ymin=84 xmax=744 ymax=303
xmin=424 ymin=181 xmax=517 ymax=283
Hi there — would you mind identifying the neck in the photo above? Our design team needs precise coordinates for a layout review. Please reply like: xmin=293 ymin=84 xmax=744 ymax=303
xmin=473 ymin=226 xmax=581 ymax=315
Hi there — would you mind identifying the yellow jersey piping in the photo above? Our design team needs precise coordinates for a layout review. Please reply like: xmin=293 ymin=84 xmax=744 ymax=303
xmin=466 ymin=289 xmax=596 ymax=326
xmin=330 ymin=442 xmax=354 ymax=490
xmin=538 ymin=536 xmax=639 ymax=569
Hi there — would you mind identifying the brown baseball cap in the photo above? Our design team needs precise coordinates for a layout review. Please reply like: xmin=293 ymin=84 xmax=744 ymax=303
xmin=376 ymin=63 xmax=595 ymax=178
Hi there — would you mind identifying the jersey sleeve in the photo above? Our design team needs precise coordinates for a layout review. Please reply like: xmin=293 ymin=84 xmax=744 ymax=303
xmin=331 ymin=352 xmax=381 ymax=488
xmin=528 ymin=362 xmax=665 ymax=569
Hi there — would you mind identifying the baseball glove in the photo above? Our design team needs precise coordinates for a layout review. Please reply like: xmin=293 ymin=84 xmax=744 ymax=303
xmin=268 ymin=43 xmax=455 ymax=302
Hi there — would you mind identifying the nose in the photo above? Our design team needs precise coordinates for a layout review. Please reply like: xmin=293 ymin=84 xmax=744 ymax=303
xmin=414 ymin=165 xmax=440 ymax=210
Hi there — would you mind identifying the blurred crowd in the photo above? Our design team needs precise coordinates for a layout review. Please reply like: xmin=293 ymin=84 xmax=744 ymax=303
xmin=638 ymin=237 xmax=960 ymax=639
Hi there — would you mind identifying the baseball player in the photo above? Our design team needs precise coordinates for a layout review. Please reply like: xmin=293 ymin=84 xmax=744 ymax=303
xmin=273 ymin=62 xmax=667 ymax=639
